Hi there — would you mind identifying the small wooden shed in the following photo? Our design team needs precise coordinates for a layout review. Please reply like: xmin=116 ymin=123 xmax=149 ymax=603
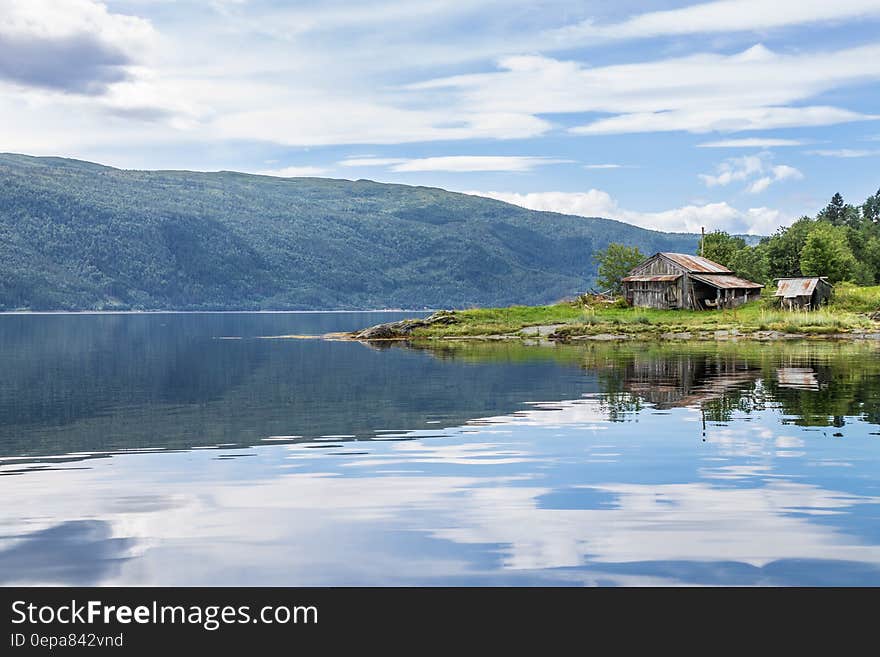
xmin=622 ymin=252 xmax=763 ymax=310
xmin=773 ymin=277 xmax=833 ymax=310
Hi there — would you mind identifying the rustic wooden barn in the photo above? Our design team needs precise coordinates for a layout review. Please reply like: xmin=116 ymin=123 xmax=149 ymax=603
xmin=622 ymin=252 xmax=763 ymax=310
xmin=773 ymin=277 xmax=833 ymax=310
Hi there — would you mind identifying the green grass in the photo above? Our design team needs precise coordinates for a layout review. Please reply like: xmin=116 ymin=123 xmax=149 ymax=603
xmin=413 ymin=304 xmax=587 ymax=337
xmin=828 ymin=283 xmax=880 ymax=313
xmin=410 ymin=287 xmax=880 ymax=340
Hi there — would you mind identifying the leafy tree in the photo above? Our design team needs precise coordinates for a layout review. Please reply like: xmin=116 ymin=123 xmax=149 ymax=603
xmin=697 ymin=231 xmax=747 ymax=269
xmin=799 ymin=222 xmax=857 ymax=283
xmin=730 ymin=244 xmax=770 ymax=284
xmin=765 ymin=217 xmax=814 ymax=279
xmin=593 ymin=243 xmax=645 ymax=294
xmin=695 ymin=230 xmax=768 ymax=283
xmin=851 ymin=260 xmax=876 ymax=286
xmin=864 ymin=237 xmax=880 ymax=284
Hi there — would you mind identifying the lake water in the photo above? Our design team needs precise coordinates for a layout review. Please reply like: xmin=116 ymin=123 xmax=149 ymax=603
xmin=2 ymin=312 xmax=880 ymax=586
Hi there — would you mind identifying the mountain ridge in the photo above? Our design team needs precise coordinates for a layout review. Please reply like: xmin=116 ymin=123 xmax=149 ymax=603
xmin=0 ymin=152 xmax=701 ymax=310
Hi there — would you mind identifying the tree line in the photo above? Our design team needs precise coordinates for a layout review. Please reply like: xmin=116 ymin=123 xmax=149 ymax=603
xmin=699 ymin=189 xmax=880 ymax=284
xmin=595 ymin=188 xmax=880 ymax=292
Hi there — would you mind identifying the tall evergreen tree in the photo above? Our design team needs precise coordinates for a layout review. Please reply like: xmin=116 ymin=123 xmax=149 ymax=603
xmin=818 ymin=192 xmax=860 ymax=228
xmin=819 ymin=193 xmax=846 ymax=224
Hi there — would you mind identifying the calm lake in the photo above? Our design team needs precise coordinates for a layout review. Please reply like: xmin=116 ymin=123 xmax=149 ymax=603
xmin=2 ymin=312 xmax=880 ymax=586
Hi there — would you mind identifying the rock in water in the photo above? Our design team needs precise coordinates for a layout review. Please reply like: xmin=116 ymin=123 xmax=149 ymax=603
xmin=354 ymin=322 xmax=409 ymax=340
xmin=353 ymin=310 xmax=458 ymax=340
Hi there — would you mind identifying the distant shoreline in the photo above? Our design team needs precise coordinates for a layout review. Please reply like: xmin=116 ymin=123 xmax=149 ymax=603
xmin=341 ymin=329 xmax=880 ymax=344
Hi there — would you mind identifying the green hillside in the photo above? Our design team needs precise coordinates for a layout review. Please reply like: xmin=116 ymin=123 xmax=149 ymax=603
xmin=0 ymin=153 xmax=699 ymax=310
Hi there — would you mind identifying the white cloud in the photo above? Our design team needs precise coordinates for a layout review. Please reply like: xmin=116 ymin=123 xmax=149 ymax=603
xmin=417 ymin=44 xmax=880 ymax=135
xmin=699 ymin=153 xmax=803 ymax=193
xmin=466 ymin=189 xmax=793 ymax=234
xmin=0 ymin=0 xmax=157 ymax=94
xmin=699 ymin=155 xmax=764 ymax=187
xmin=392 ymin=156 xmax=570 ymax=172
xmin=771 ymin=164 xmax=803 ymax=181
xmin=572 ymin=106 xmax=875 ymax=136
xmin=2 ymin=0 xmax=878 ymax=174
xmin=214 ymin=102 xmax=551 ymax=146
xmin=698 ymin=138 xmax=805 ymax=148
xmin=747 ymin=177 xmax=772 ymax=194
xmin=339 ymin=158 xmax=408 ymax=167
xmin=807 ymin=149 xmax=880 ymax=158
xmin=255 ymin=166 xmax=330 ymax=177
xmin=207 ymin=0 xmax=543 ymax=40
xmin=469 ymin=189 xmax=620 ymax=219
xmin=0 ymin=0 xmax=155 ymax=50
xmin=5 ymin=3 xmax=879 ymax=159
xmin=632 ymin=202 xmax=789 ymax=234
xmin=545 ymin=0 xmax=880 ymax=43
xmin=337 ymin=155 xmax=570 ymax=172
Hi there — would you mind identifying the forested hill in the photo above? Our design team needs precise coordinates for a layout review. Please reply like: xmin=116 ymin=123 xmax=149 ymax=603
xmin=0 ymin=153 xmax=700 ymax=310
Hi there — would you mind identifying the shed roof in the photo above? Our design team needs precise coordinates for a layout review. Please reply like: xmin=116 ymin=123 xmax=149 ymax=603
xmin=773 ymin=277 xmax=831 ymax=298
xmin=622 ymin=274 xmax=682 ymax=282
xmin=658 ymin=253 xmax=731 ymax=273
xmin=689 ymin=273 xmax=763 ymax=289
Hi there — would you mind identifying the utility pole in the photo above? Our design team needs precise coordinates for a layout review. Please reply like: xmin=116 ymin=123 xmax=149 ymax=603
xmin=701 ymin=226 xmax=705 ymax=257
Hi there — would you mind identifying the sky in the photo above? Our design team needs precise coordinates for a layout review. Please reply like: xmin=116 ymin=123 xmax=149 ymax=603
xmin=1 ymin=0 xmax=880 ymax=235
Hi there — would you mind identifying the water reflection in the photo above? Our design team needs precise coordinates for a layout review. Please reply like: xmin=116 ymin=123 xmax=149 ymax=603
xmin=1 ymin=314 xmax=880 ymax=585
xmin=0 ymin=520 xmax=134 ymax=585
xmin=556 ymin=341 xmax=880 ymax=428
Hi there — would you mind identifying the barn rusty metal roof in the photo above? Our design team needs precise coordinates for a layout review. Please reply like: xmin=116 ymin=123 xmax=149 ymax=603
xmin=689 ymin=273 xmax=763 ymax=289
xmin=622 ymin=274 xmax=682 ymax=282
xmin=659 ymin=253 xmax=732 ymax=273
xmin=774 ymin=277 xmax=830 ymax=298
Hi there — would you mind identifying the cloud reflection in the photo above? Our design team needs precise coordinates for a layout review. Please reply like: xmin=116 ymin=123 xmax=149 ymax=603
xmin=3 ymin=343 xmax=880 ymax=586
xmin=0 ymin=520 xmax=134 ymax=585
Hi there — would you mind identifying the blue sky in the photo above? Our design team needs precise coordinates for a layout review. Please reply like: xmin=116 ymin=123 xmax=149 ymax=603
xmin=2 ymin=0 xmax=880 ymax=234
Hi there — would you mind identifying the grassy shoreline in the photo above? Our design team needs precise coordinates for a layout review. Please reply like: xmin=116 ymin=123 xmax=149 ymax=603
xmin=350 ymin=283 xmax=880 ymax=342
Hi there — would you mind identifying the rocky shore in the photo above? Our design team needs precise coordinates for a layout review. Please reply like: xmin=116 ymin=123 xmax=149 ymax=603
xmin=349 ymin=310 xmax=458 ymax=340
xmin=345 ymin=313 xmax=880 ymax=343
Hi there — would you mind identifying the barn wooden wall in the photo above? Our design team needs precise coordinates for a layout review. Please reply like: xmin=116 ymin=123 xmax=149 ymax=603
xmin=629 ymin=283 xmax=683 ymax=309
xmin=627 ymin=256 xmax=687 ymax=309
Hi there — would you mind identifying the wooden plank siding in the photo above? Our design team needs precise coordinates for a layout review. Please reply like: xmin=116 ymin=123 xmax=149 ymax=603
xmin=629 ymin=283 xmax=681 ymax=309
xmin=625 ymin=255 xmax=688 ymax=309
